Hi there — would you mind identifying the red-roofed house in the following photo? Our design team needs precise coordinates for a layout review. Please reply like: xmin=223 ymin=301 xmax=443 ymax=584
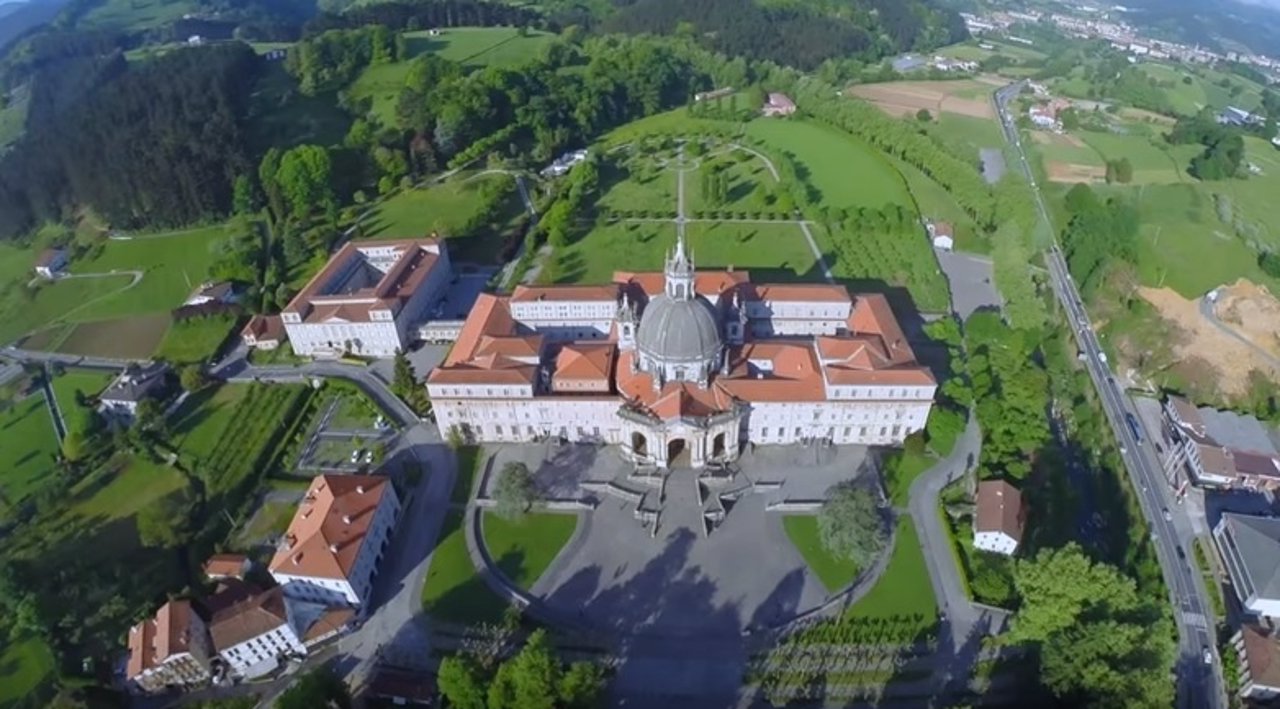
xmin=269 ymin=474 xmax=400 ymax=608
xmin=427 ymin=234 xmax=935 ymax=466
xmin=281 ymin=238 xmax=453 ymax=357
xmin=241 ymin=315 xmax=285 ymax=351
xmin=126 ymin=600 xmax=214 ymax=693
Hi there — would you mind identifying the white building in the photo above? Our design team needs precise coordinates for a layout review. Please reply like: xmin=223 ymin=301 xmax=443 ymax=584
xmin=125 ymin=600 xmax=213 ymax=693
xmin=428 ymin=235 xmax=936 ymax=468
xmin=208 ymin=586 xmax=305 ymax=680
xmin=184 ymin=281 xmax=237 ymax=307
xmin=1215 ymin=512 xmax=1280 ymax=619
xmin=926 ymin=221 xmax=954 ymax=251
xmin=1028 ymin=105 xmax=1058 ymax=128
xmin=281 ymin=238 xmax=453 ymax=358
xmin=973 ymin=480 xmax=1025 ymax=555
xmin=99 ymin=362 xmax=169 ymax=420
xmin=269 ymin=475 xmax=400 ymax=609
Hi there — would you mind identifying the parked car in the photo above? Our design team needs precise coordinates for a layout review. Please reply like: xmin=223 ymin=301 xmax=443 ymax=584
xmin=1163 ymin=508 xmax=1172 ymax=522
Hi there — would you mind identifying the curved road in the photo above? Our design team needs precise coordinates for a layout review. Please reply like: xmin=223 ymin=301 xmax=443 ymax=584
xmin=1198 ymin=296 xmax=1280 ymax=371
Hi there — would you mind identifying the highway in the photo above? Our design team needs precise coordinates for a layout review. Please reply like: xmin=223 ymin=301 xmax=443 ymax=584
xmin=993 ymin=82 xmax=1225 ymax=709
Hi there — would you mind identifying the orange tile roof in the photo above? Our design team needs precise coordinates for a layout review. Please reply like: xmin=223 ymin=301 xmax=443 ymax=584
xmin=824 ymin=367 xmax=936 ymax=386
xmin=848 ymin=294 xmax=917 ymax=366
xmin=428 ymin=362 xmax=538 ymax=386
xmin=282 ymin=238 xmax=444 ymax=325
xmin=241 ymin=315 xmax=285 ymax=342
xmin=476 ymin=335 xmax=543 ymax=359
xmin=127 ymin=599 xmax=198 ymax=679
xmin=444 ymin=293 xmax=515 ymax=366
xmin=34 ymin=248 xmax=64 ymax=268
xmin=208 ymin=586 xmax=289 ymax=651
xmin=614 ymin=270 xmax=750 ymax=299
xmin=510 ymin=284 xmax=618 ymax=302
xmin=753 ymin=284 xmax=851 ymax=303
xmin=555 ymin=343 xmax=617 ymax=381
xmin=269 ymin=475 xmax=391 ymax=581
xmin=203 ymin=553 xmax=248 ymax=580
xmin=817 ymin=335 xmax=891 ymax=369
xmin=719 ymin=342 xmax=829 ymax=401
xmin=301 ymin=607 xmax=356 ymax=643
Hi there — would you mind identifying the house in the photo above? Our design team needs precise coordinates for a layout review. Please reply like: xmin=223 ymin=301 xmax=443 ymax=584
xmin=99 ymin=362 xmax=170 ymax=419
xmin=281 ymin=238 xmax=454 ymax=358
xmin=184 ymin=281 xmax=238 ymax=307
xmin=1214 ymin=512 xmax=1280 ymax=619
xmin=1218 ymin=106 xmax=1262 ymax=127
xmin=269 ymin=474 xmax=400 ymax=609
xmin=1161 ymin=396 xmax=1280 ymax=490
xmin=126 ymin=600 xmax=214 ymax=693
xmin=973 ymin=480 xmax=1025 ymax=555
xmin=926 ymin=221 xmax=955 ymax=251
xmin=540 ymin=148 xmax=590 ymax=178
xmin=892 ymin=54 xmax=927 ymax=73
xmin=762 ymin=93 xmax=797 ymax=117
xmin=1028 ymin=105 xmax=1058 ymax=129
xmin=241 ymin=315 xmax=285 ymax=351
xmin=208 ymin=585 xmax=305 ymax=680
xmin=203 ymin=554 xmax=251 ymax=581
xmin=1232 ymin=624 xmax=1280 ymax=700
xmin=1271 ymin=135 xmax=1280 ymax=149
xmin=34 ymin=248 xmax=67 ymax=279
xmin=187 ymin=35 xmax=204 ymax=46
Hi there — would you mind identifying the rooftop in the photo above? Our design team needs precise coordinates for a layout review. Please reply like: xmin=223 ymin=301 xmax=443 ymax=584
xmin=208 ymin=586 xmax=289 ymax=651
xmin=269 ymin=475 xmax=391 ymax=581
xmin=975 ymin=479 xmax=1025 ymax=542
xmin=1239 ymin=624 xmax=1280 ymax=690
xmin=126 ymin=599 xmax=198 ymax=679
xmin=102 ymin=361 xmax=168 ymax=404
xmin=1219 ymin=512 xmax=1280 ymax=601
xmin=283 ymin=238 xmax=445 ymax=325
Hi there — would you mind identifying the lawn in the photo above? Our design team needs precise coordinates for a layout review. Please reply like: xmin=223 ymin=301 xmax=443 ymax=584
xmin=154 ymin=314 xmax=239 ymax=365
xmin=68 ymin=455 xmax=187 ymax=523
xmin=926 ymin=113 xmax=1005 ymax=164
xmin=783 ymin=514 xmax=857 ymax=592
xmin=888 ymin=154 xmax=985 ymax=253
xmin=685 ymin=148 xmax=783 ymax=216
xmin=0 ymin=634 xmax=55 ymax=708
xmin=0 ymin=395 xmax=58 ymax=520
xmin=236 ymin=499 xmax=297 ymax=549
xmin=422 ymin=510 xmax=509 ymax=624
xmin=364 ymin=173 xmax=524 ymax=263
xmin=1076 ymin=130 xmax=1186 ymax=184
xmin=598 ymin=107 xmax=740 ymax=147
xmin=328 ymin=390 xmax=385 ymax=430
xmin=549 ymin=221 xmax=819 ymax=285
xmin=843 ymin=518 xmax=936 ymax=629
xmin=744 ymin=119 xmax=913 ymax=211
xmin=595 ymin=153 xmax=678 ymax=217
xmin=482 ymin=511 xmax=578 ymax=589
xmin=0 ymin=274 xmax=134 ymax=345
xmin=1031 ymin=134 xmax=1105 ymax=167
xmin=79 ymin=0 xmax=199 ymax=30
xmin=48 ymin=369 xmax=113 ymax=412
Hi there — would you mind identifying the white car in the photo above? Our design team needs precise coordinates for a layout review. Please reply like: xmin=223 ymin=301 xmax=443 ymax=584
xmin=1203 ymin=647 xmax=1213 ymax=665
xmin=350 ymin=449 xmax=363 ymax=464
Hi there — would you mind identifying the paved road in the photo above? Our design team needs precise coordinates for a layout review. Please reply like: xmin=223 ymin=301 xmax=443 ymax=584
xmin=994 ymin=81 xmax=1225 ymax=709
xmin=2 ymin=346 xmax=137 ymax=367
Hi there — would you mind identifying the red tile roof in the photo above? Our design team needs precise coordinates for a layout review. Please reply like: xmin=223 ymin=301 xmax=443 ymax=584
xmin=269 ymin=475 xmax=391 ymax=581
xmin=282 ymin=238 xmax=444 ymax=325
xmin=555 ymin=343 xmax=616 ymax=382
xmin=203 ymin=553 xmax=249 ymax=580
xmin=443 ymin=293 xmax=514 ymax=366
xmin=127 ymin=599 xmax=198 ymax=679
xmin=34 ymin=248 xmax=64 ymax=268
xmin=753 ymin=284 xmax=851 ymax=303
xmin=241 ymin=314 xmax=285 ymax=343
xmin=614 ymin=270 xmax=750 ymax=300
xmin=208 ymin=586 xmax=289 ymax=651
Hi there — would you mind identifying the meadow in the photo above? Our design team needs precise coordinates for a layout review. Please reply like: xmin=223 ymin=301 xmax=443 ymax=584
xmin=0 ymin=394 xmax=59 ymax=521
xmin=0 ymin=90 xmax=28 ymax=151
xmin=364 ymin=172 xmax=525 ymax=263
xmin=888 ymin=154 xmax=985 ymax=252
xmin=744 ymin=119 xmax=913 ymax=211
xmin=1076 ymin=130 xmax=1187 ymax=184
xmin=925 ymin=113 xmax=1006 ymax=164
xmin=68 ymin=225 xmax=228 ymax=319
xmin=49 ymin=369 xmax=114 ymax=413
xmin=154 ymin=314 xmax=239 ymax=365
xmin=78 ymin=0 xmax=198 ymax=30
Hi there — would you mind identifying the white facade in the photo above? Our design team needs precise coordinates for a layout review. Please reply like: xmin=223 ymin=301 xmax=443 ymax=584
xmin=219 ymin=622 xmax=305 ymax=679
xmin=974 ymin=530 xmax=1019 ymax=555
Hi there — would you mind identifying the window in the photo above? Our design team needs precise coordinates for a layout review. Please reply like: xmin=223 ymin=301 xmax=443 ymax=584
xmin=495 ymin=424 xmax=503 ymax=435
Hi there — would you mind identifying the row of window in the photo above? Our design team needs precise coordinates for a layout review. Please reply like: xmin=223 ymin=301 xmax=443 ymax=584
xmin=757 ymin=424 xmax=905 ymax=439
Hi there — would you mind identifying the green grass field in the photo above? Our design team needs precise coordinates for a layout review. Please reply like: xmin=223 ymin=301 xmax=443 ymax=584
xmin=49 ymin=370 xmax=113 ymax=413
xmin=170 ymin=384 xmax=252 ymax=462
xmin=79 ymin=0 xmax=199 ymax=30
xmin=68 ymin=456 xmax=187 ymax=523
xmin=364 ymin=173 xmax=524 ymax=263
xmin=888 ymin=154 xmax=985 ymax=252
xmin=551 ymin=221 xmax=819 ymax=285
xmin=451 ymin=447 xmax=483 ymax=506
xmin=596 ymin=154 xmax=678 ymax=216
xmin=0 ymin=274 xmax=134 ymax=345
xmin=926 ymin=113 xmax=1005 ymax=164
xmin=0 ymin=395 xmax=58 ymax=520
xmin=482 ymin=511 xmax=578 ymax=589
xmin=686 ymin=148 xmax=782 ymax=215
xmin=0 ymin=634 xmax=55 ymax=708
xmin=744 ymin=119 xmax=913 ymax=211
xmin=422 ymin=510 xmax=509 ymax=624
xmin=843 ymin=518 xmax=936 ymax=629
xmin=154 ymin=314 xmax=238 ymax=365
xmin=783 ymin=514 xmax=857 ymax=592
xmin=1077 ymin=130 xmax=1186 ymax=184
xmin=350 ymin=27 xmax=553 ymax=125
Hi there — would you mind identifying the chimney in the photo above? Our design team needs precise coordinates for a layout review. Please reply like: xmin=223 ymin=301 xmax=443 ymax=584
xmin=356 ymin=484 xmax=365 ymax=494
xmin=328 ymin=543 xmax=339 ymax=553
xmin=292 ymin=553 xmax=302 ymax=565
xmin=343 ymin=514 xmax=352 ymax=524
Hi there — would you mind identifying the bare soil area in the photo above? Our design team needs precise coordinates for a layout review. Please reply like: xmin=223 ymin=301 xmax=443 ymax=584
xmin=849 ymin=81 xmax=995 ymax=120
xmin=1140 ymin=285 xmax=1278 ymax=396
xmin=1047 ymin=162 xmax=1106 ymax=183
xmin=1213 ymin=279 xmax=1280 ymax=361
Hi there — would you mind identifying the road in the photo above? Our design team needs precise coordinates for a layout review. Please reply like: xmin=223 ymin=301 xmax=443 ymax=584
xmin=994 ymin=81 xmax=1225 ymax=709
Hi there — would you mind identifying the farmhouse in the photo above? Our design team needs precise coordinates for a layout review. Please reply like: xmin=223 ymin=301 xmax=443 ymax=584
xmin=973 ymin=480 xmax=1025 ymax=556
xmin=1028 ymin=105 xmax=1058 ymax=129
xmin=125 ymin=600 xmax=214 ymax=694
xmin=428 ymin=234 xmax=936 ymax=468
xmin=926 ymin=221 xmax=955 ymax=251
xmin=1161 ymin=396 xmax=1280 ymax=490
xmin=269 ymin=474 xmax=400 ymax=609
xmin=762 ymin=93 xmax=797 ymax=117
xmin=33 ymin=248 xmax=67 ymax=279
xmin=99 ymin=361 xmax=170 ymax=419
xmin=184 ymin=281 xmax=238 ymax=307
xmin=1214 ymin=512 xmax=1280 ymax=619
xmin=1232 ymin=624 xmax=1280 ymax=701
xmin=281 ymin=238 xmax=453 ymax=358
xmin=241 ymin=314 xmax=285 ymax=351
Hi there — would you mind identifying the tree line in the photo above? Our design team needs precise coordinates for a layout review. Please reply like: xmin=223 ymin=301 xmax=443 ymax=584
xmin=1059 ymin=184 xmax=1140 ymax=296
xmin=305 ymin=0 xmax=543 ymax=35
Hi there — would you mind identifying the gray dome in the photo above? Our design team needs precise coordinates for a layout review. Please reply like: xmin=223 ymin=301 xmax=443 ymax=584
xmin=636 ymin=294 xmax=722 ymax=366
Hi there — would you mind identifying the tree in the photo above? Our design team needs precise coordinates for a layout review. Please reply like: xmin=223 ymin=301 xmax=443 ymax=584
xmin=439 ymin=655 xmax=487 ymax=709
xmin=816 ymin=482 xmax=886 ymax=567
xmin=916 ymin=108 xmax=932 ymax=122
xmin=558 ymin=661 xmax=607 ymax=708
xmin=274 ymin=145 xmax=336 ymax=220
xmin=232 ymin=175 xmax=257 ymax=215
xmin=506 ymin=629 xmax=560 ymax=709
xmin=137 ymin=491 xmax=196 ymax=549
xmin=494 ymin=462 xmax=539 ymax=520
xmin=179 ymin=364 xmax=207 ymax=392
xmin=391 ymin=349 xmax=430 ymax=415
xmin=275 ymin=667 xmax=351 ymax=709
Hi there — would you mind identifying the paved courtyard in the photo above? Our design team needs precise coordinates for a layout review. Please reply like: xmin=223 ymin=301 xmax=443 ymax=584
xmin=479 ymin=441 xmax=876 ymax=638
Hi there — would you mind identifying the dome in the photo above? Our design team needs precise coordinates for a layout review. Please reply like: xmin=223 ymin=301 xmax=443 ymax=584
xmin=636 ymin=294 xmax=722 ymax=371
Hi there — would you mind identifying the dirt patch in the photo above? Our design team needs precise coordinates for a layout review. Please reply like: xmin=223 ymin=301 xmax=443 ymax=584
xmin=1140 ymin=285 xmax=1279 ymax=396
xmin=1213 ymin=279 xmax=1280 ymax=361
xmin=1047 ymin=162 xmax=1106 ymax=183
xmin=849 ymin=81 xmax=995 ymax=120
xmin=55 ymin=314 xmax=170 ymax=360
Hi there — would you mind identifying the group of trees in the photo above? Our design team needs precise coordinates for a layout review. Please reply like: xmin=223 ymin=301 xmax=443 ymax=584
xmin=287 ymin=25 xmax=404 ymax=95
xmin=438 ymin=629 xmax=606 ymax=709
xmin=494 ymin=461 xmax=540 ymax=520
xmin=1167 ymin=111 xmax=1246 ymax=180
xmin=1059 ymin=184 xmax=1140 ymax=297
xmin=817 ymin=482 xmax=887 ymax=569
xmin=1103 ymin=157 xmax=1134 ymax=184
xmin=688 ymin=87 xmax=762 ymax=121
xmin=602 ymin=0 xmax=965 ymax=72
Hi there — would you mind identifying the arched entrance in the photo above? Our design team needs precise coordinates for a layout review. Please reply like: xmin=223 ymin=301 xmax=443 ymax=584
xmin=631 ymin=431 xmax=648 ymax=458
xmin=712 ymin=432 xmax=726 ymax=458
xmin=667 ymin=438 xmax=689 ymax=467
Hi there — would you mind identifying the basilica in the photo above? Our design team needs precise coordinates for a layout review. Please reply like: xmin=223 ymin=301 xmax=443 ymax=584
xmin=426 ymin=236 xmax=937 ymax=469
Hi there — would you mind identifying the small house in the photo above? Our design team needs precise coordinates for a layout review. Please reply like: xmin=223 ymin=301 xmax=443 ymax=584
xmin=34 ymin=248 xmax=67 ymax=279
xmin=203 ymin=554 xmax=251 ymax=581
xmin=762 ymin=93 xmax=797 ymax=117
xmin=99 ymin=362 xmax=170 ymax=419
xmin=694 ymin=87 xmax=734 ymax=102
xmin=184 ymin=281 xmax=238 ymax=307
xmin=926 ymin=221 xmax=954 ymax=251
xmin=974 ymin=480 xmax=1025 ymax=556
xmin=241 ymin=315 xmax=285 ymax=351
